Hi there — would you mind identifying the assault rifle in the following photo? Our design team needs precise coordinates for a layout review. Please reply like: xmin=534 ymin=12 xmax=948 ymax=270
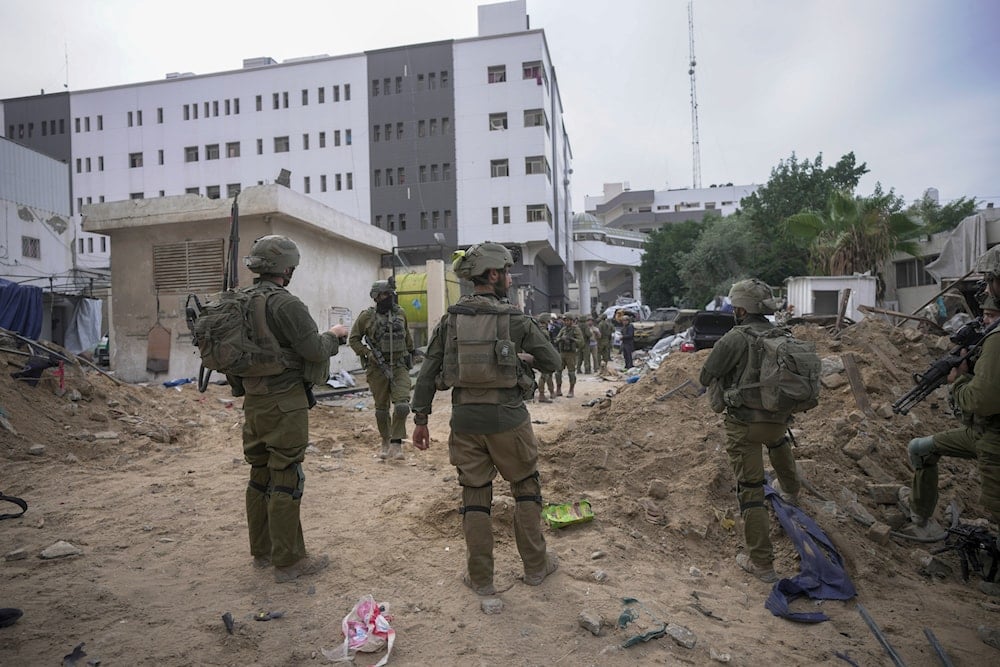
xmin=931 ymin=522 xmax=999 ymax=582
xmin=363 ymin=336 xmax=393 ymax=380
xmin=892 ymin=317 xmax=999 ymax=415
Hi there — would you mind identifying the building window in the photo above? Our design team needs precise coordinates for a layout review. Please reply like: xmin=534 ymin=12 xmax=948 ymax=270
xmin=492 ymin=207 xmax=499 ymax=225
xmin=129 ymin=152 xmax=143 ymax=168
xmin=256 ymin=139 xmax=263 ymax=155
xmin=152 ymin=239 xmax=225 ymax=293
xmin=85 ymin=157 xmax=91 ymax=172
xmin=523 ymin=60 xmax=543 ymax=81
xmin=419 ymin=165 xmax=427 ymax=183
xmin=525 ymin=155 xmax=549 ymax=177
xmin=375 ymin=215 xmax=383 ymax=229
xmin=137 ymin=110 xmax=143 ymax=125
xmin=127 ymin=111 xmax=133 ymax=127
xmin=383 ymin=77 xmax=391 ymax=95
xmin=420 ymin=212 xmax=428 ymax=229
xmin=441 ymin=70 xmax=449 ymax=88
xmin=418 ymin=120 xmax=426 ymax=137
xmin=442 ymin=117 xmax=451 ymax=134
xmin=443 ymin=163 xmax=452 ymax=180
xmin=336 ymin=174 xmax=342 ymax=191
xmin=282 ymin=91 xmax=289 ymax=108
xmin=318 ymin=87 xmax=325 ymax=103
xmin=302 ymin=133 xmax=310 ymax=150
xmin=396 ymin=122 xmax=404 ymax=139
xmin=399 ymin=213 xmax=407 ymax=231
xmin=205 ymin=144 xmax=220 ymax=160
xmin=895 ymin=255 xmax=939 ymax=288
xmin=226 ymin=141 xmax=240 ymax=158
xmin=384 ymin=123 xmax=391 ymax=141
xmin=428 ymin=72 xmax=436 ymax=90
xmin=374 ymin=170 xmax=381 ymax=187
xmin=387 ymin=214 xmax=396 ymax=231
xmin=206 ymin=185 xmax=220 ymax=199
xmin=524 ymin=108 xmax=546 ymax=128
xmin=183 ymin=104 xmax=190 ymax=121
xmin=204 ymin=102 xmax=209 ymax=117
xmin=76 ymin=158 xmax=81 ymax=173
xmin=302 ymin=89 xmax=308 ymax=105
xmin=274 ymin=136 xmax=289 ymax=153
xmin=502 ymin=206 xmax=510 ymax=225
xmin=432 ymin=210 xmax=440 ymax=229
xmin=21 ymin=236 xmax=40 ymax=259
xmin=235 ymin=98 xmax=242 ymax=114
xmin=429 ymin=118 xmax=438 ymax=136
xmin=84 ymin=117 xmax=90 ymax=131
xmin=87 ymin=237 xmax=94 ymax=252
xmin=130 ymin=192 xmax=144 ymax=200
xmin=333 ymin=85 xmax=340 ymax=102
xmin=334 ymin=130 xmax=341 ymax=146
xmin=256 ymin=95 xmax=262 ymax=111
xmin=185 ymin=146 xmax=199 ymax=162
xmin=273 ymin=93 xmax=280 ymax=109
xmin=372 ymin=79 xmax=380 ymax=96
xmin=211 ymin=101 xmax=218 ymax=117
xmin=157 ymin=107 xmax=163 ymax=123
xmin=321 ymin=175 xmax=327 ymax=192
xmin=490 ymin=159 xmax=509 ymax=178
xmin=346 ymin=173 xmax=353 ymax=189
xmin=397 ymin=167 xmax=405 ymax=184
xmin=386 ymin=169 xmax=395 ymax=186
xmin=100 ymin=237 xmax=107 ymax=252
xmin=445 ymin=209 xmax=454 ymax=228
xmin=417 ymin=74 xmax=425 ymax=90
xmin=99 ymin=156 xmax=105 ymax=170
xmin=527 ymin=204 xmax=551 ymax=223
xmin=227 ymin=183 xmax=241 ymax=197
xmin=225 ymin=99 xmax=231 ymax=115
xmin=430 ymin=164 xmax=439 ymax=181
xmin=319 ymin=132 xmax=326 ymax=148
xmin=488 ymin=65 xmax=506 ymax=83
xmin=373 ymin=125 xmax=380 ymax=142
xmin=489 ymin=112 xmax=508 ymax=131
xmin=395 ymin=76 xmax=402 ymax=94
xmin=345 ymin=129 xmax=352 ymax=145
xmin=304 ymin=176 xmax=311 ymax=193
xmin=344 ymin=84 xmax=351 ymax=100
xmin=97 ymin=115 xmax=103 ymax=130
xmin=186 ymin=187 xmax=200 ymax=195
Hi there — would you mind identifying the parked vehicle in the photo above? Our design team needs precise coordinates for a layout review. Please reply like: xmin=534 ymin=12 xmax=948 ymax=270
xmin=633 ymin=307 xmax=698 ymax=349
xmin=684 ymin=311 xmax=737 ymax=351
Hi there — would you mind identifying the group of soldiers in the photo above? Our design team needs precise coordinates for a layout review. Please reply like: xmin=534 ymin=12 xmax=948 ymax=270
xmin=534 ymin=311 xmax=616 ymax=401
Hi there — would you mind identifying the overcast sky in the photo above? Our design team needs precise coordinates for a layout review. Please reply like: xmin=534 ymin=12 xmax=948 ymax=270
xmin=2 ymin=0 xmax=998 ymax=211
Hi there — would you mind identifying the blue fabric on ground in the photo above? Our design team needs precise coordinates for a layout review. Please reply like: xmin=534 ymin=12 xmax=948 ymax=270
xmin=0 ymin=278 xmax=43 ymax=339
xmin=763 ymin=484 xmax=857 ymax=623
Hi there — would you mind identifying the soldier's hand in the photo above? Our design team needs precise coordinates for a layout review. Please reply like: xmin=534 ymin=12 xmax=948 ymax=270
xmin=329 ymin=323 xmax=349 ymax=338
xmin=412 ymin=424 xmax=430 ymax=450
xmin=947 ymin=358 xmax=969 ymax=383
xmin=517 ymin=352 xmax=535 ymax=366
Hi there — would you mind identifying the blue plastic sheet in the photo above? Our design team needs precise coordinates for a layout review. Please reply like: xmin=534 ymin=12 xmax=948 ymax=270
xmin=0 ymin=278 xmax=43 ymax=339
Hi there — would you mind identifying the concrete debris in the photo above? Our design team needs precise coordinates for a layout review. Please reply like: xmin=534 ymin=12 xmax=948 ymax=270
xmin=40 ymin=540 xmax=82 ymax=559
xmin=480 ymin=598 xmax=503 ymax=615
xmin=578 ymin=610 xmax=603 ymax=636
xmin=665 ymin=622 xmax=697 ymax=649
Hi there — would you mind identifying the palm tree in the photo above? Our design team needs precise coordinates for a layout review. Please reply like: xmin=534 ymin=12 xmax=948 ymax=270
xmin=785 ymin=190 xmax=920 ymax=280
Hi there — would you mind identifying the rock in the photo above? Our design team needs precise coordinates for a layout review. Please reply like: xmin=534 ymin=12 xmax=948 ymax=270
xmin=40 ymin=540 xmax=82 ymax=559
xmin=847 ymin=410 xmax=866 ymax=423
xmin=978 ymin=625 xmax=1000 ymax=650
xmin=795 ymin=458 xmax=816 ymax=479
xmin=710 ymin=647 xmax=732 ymax=663
xmin=591 ymin=550 xmax=607 ymax=560
xmin=28 ymin=444 xmax=45 ymax=456
xmin=67 ymin=388 xmax=83 ymax=402
xmin=92 ymin=431 xmax=121 ymax=440
xmin=820 ymin=356 xmax=845 ymax=376
xmin=911 ymin=550 xmax=952 ymax=578
xmin=933 ymin=336 xmax=953 ymax=351
xmin=883 ymin=508 xmax=908 ymax=530
xmin=305 ymin=444 xmax=321 ymax=455
xmin=821 ymin=373 xmax=847 ymax=389
xmin=647 ymin=479 xmax=669 ymax=499
xmin=87 ymin=411 xmax=109 ymax=422
xmin=592 ymin=569 xmax=609 ymax=583
xmin=4 ymin=548 xmax=28 ymax=561
xmin=65 ymin=453 xmax=79 ymax=464
xmin=874 ymin=403 xmax=894 ymax=419
xmin=480 ymin=598 xmax=503 ymax=614
xmin=856 ymin=456 xmax=892 ymax=482
xmin=866 ymin=522 xmax=892 ymax=545
xmin=666 ymin=622 xmax=697 ymax=649
xmin=578 ymin=610 xmax=603 ymax=636
xmin=688 ymin=566 xmax=703 ymax=577
xmin=868 ymin=484 xmax=901 ymax=505
xmin=844 ymin=501 xmax=876 ymax=527
xmin=842 ymin=437 xmax=874 ymax=461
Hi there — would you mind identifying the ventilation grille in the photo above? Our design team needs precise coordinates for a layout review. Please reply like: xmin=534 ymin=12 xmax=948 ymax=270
xmin=153 ymin=239 xmax=225 ymax=293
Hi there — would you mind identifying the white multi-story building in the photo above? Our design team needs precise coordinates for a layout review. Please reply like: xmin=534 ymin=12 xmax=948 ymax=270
xmin=585 ymin=181 xmax=759 ymax=233
xmin=0 ymin=0 xmax=574 ymax=315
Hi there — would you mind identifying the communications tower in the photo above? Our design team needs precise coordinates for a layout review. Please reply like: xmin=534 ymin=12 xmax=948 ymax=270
xmin=688 ymin=1 xmax=702 ymax=189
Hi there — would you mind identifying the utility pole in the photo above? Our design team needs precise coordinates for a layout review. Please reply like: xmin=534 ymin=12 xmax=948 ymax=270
xmin=688 ymin=0 xmax=702 ymax=189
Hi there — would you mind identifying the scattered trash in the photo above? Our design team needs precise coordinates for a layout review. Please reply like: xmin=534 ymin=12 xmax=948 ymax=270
xmin=542 ymin=500 xmax=594 ymax=529
xmin=0 ymin=607 xmax=23 ymax=628
xmin=221 ymin=612 xmax=235 ymax=634
xmin=625 ymin=375 xmax=640 ymax=384
xmin=62 ymin=642 xmax=87 ymax=667
xmin=254 ymin=610 xmax=285 ymax=621
xmin=322 ymin=594 xmax=395 ymax=667
xmin=162 ymin=377 xmax=193 ymax=388
xmin=327 ymin=369 xmax=357 ymax=389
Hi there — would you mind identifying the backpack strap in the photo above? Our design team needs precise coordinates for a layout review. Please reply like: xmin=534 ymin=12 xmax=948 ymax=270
xmin=0 ymin=492 xmax=27 ymax=520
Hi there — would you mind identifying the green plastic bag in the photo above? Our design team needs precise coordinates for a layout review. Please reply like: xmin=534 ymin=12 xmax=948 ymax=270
xmin=542 ymin=500 xmax=594 ymax=528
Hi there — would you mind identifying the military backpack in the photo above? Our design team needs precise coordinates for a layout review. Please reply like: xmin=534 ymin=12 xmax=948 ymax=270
xmin=732 ymin=326 xmax=821 ymax=414
xmin=189 ymin=286 xmax=287 ymax=377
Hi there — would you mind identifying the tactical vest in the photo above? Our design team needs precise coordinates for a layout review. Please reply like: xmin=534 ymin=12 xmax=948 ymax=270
xmin=440 ymin=296 xmax=524 ymax=405
xmin=371 ymin=307 xmax=409 ymax=355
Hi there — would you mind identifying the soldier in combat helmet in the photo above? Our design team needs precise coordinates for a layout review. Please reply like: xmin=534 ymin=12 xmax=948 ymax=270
xmin=349 ymin=280 xmax=415 ymax=460
xmin=411 ymin=242 xmax=561 ymax=596
xmin=236 ymin=235 xmax=349 ymax=583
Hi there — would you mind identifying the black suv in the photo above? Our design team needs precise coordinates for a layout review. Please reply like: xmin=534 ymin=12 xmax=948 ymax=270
xmin=689 ymin=311 xmax=736 ymax=350
xmin=633 ymin=308 xmax=698 ymax=349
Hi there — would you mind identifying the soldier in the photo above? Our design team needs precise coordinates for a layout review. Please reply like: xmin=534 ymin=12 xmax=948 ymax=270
xmin=620 ymin=314 xmax=635 ymax=370
xmin=597 ymin=313 xmax=614 ymax=373
xmin=698 ymin=278 xmax=801 ymax=584
xmin=586 ymin=315 xmax=601 ymax=374
xmin=576 ymin=314 xmax=593 ymax=375
xmin=554 ymin=313 xmax=584 ymax=398
xmin=535 ymin=312 xmax=555 ymax=403
xmin=236 ymin=235 xmax=349 ymax=583
xmin=905 ymin=247 xmax=1000 ymax=560
xmin=349 ymin=280 xmax=415 ymax=460
xmin=411 ymin=242 xmax=561 ymax=595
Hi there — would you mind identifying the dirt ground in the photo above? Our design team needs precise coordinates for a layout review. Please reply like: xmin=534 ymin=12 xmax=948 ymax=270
xmin=2 ymin=319 xmax=999 ymax=666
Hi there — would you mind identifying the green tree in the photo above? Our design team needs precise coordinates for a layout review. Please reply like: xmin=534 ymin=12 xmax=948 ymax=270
xmin=906 ymin=193 xmax=979 ymax=234
xmin=677 ymin=213 xmax=756 ymax=307
xmin=785 ymin=190 xmax=920 ymax=292
xmin=638 ymin=219 xmax=703 ymax=308
xmin=741 ymin=152 xmax=870 ymax=284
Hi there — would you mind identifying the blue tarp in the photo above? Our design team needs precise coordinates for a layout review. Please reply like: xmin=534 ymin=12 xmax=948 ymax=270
xmin=0 ymin=278 xmax=43 ymax=339
xmin=763 ymin=484 xmax=857 ymax=623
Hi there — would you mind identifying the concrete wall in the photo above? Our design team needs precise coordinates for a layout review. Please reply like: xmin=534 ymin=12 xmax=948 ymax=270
xmin=83 ymin=185 xmax=394 ymax=383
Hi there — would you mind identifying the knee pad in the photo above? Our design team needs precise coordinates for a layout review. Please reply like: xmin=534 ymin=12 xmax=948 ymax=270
xmin=248 ymin=465 xmax=270 ymax=495
xmin=511 ymin=471 xmax=542 ymax=504
xmin=393 ymin=402 xmax=410 ymax=421
xmin=908 ymin=436 xmax=936 ymax=469
xmin=461 ymin=483 xmax=492 ymax=516
xmin=271 ymin=463 xmax=305 ymax=500
xmin=737 ymin=478 xmax=765 ymax=514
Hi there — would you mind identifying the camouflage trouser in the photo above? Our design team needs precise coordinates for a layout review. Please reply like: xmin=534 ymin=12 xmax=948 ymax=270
xmin=576 ymin=344 xmax=593 ymax=374
xmin=367 ymin=360 xmax=412 ymax=441
xmin=598 ymin=342 xmax=611 ymax=364
xmin=723 ymin=415 xmax=799 ymax=566
xmin=556 ymin=351 xmax=577 ymax=388
xmin=912 ymin=426 xmax=1000 ymax=524
xmin=448 ymin=420 xmax=547 ymax=589
xmin=243 ymin=385 xmax=311 ymax=567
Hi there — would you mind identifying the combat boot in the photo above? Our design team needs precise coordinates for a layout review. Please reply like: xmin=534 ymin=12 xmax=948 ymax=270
xmin=388 ymin=440 xmax=404 ymax=460
xmin=736 ymin=553 xmax=778 ymax=583
xmin=378 ymin=438 xmax=390 ymax=459
xmin=537 ymin=390 xmax=552 ymax=403
xmin=567 ymin=381 xmax=575 ymax=399
xmin=523 ymin=551 xmax=559 ymax=586
xmin=274 ymin=554 xmax=330 ymax=583
xmin=554 ymin=381 xmax=563 ymax=397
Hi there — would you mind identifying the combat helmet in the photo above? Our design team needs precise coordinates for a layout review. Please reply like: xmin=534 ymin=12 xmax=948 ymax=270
xmin=729 ymin=278 xmax=779 ymax=314
xmin=451 ymin=242 xmax=513 ymax=279
xmin=979 ymin=292 xmax=1000 ymax=314
xmin=370 ymin=280 xmax=394 ymax=299
xmin=244 ymin=235 xmax=300 ymax=274
xmin=975 ymin=246 xmax=1000 ymax=279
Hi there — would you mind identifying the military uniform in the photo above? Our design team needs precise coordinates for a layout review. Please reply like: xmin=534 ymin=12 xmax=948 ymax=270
xmin=576 ymin=318 xmax=593 ymax=374
xmin=234 ymin=235 xmax=345 ymax=581
xmin=699 ymin=279 xmax=800 ymax=579
xmin=908 ymin=288 xmax=1000 ymax=526
xmin=411 ymin=242 xmax=562 ymax=595
xmin=349 ymin=286 xmax=414 ymax=459
xmin=597 ymin=315 xmax=614 ymax=371
xmin=554 ymin=316 xmax=584 ymax=397
xmin=620 ymin=317 xmax=635 ymax=370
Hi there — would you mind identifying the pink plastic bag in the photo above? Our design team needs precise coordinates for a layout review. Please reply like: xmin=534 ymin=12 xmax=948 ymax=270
xmin=322 ymin=594 xmax=395 ymax=666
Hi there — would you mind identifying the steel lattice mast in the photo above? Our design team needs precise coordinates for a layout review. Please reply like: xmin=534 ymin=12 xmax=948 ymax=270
xmin=688 ymin=0 xmax=702 ymax=189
